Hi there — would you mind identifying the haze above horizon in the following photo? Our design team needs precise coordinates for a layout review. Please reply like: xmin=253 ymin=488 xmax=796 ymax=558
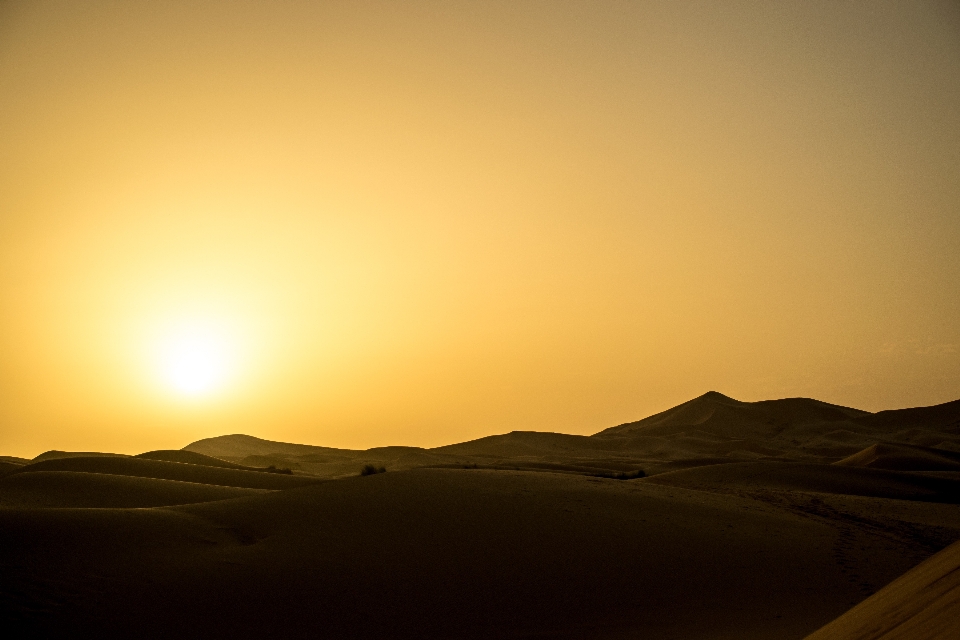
xmin=1 ymin=1 xmax=958 ymax=457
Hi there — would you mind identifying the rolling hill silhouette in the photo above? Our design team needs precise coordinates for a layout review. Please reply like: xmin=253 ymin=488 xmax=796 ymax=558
xmin=184 ymin=392 xmax=960 ymax=478
xmin=2 ymin=391 xmax=959 ymax=639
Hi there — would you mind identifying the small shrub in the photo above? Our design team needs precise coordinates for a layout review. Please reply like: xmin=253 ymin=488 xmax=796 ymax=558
xmin=360 ymin=464 xmax=387 ymax=476
xmin=592 ymin=469 xmax=646 ymax=480
xmin=264 ymin=465 xmax=293 ymax=474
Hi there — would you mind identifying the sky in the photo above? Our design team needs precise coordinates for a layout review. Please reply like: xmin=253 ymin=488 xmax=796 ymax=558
xmin=1 ymin=1 xmax=958 ymax=457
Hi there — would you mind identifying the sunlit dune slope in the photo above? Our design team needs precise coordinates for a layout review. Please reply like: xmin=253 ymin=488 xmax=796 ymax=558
xmin=9 ymin=456 xmax=321 ymax=490
xmin=0 ymin=468 xmax=946 ymax=640
xmin=804 ymin=539 xmax=960 ymax=640
xmin=644 ymin=462 xmax=960 ymax=503
xmin=835 ymin=443 xmax=960 ymax=472
xmin=0 ymin=470 xmax=268 ymax=508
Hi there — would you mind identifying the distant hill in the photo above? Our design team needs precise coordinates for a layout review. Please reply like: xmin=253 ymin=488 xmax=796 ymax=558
xmin=590 ymin=392 xmax=960 ymax=467
xmin=182 ymin=393 xmax=960 ymax=478
xmin=32 ymin=450 xmax=130 ymax=462
xmin=185 ymin=434 xmax=350 ymax=459
xmin=595 ymin=391 xmax=870 ymax=438
xmin=135 ymin=449 xmax=267 ymax=471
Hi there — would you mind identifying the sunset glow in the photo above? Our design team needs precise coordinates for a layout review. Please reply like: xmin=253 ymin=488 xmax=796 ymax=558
xmin=0 ymin=1 xmax=957 ymax=457
xmin=154 ymin=320 xmax=235 ymax=399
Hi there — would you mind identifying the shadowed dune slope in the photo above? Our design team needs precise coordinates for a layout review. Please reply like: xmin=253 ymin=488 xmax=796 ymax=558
xmin=10 ymin=456 xmax=322 ymax=490
xmin=0 ymin=468 xmax=951 ymax=640
xmin=835 ymin=443 xmax=960 ymax=472
xmin=135 ymin=449 xmax=264 ymax=471
xmin=804 ymin=539 xmax=960 ymax=640
xmin=0 ymin=471 xmax=269 ymax=508
xmin=644 ymin=462 xmax=960 ymax=503
xmin=0 ymin=461 xmax=24 ymax=478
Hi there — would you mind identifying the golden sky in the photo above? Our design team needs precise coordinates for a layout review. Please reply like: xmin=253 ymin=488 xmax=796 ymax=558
xmin=1 ymin=1 xmax=958 ymax=457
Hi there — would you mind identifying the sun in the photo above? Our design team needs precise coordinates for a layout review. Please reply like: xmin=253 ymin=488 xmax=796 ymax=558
xmin=154 ymin=319 xmax=236 ymax=399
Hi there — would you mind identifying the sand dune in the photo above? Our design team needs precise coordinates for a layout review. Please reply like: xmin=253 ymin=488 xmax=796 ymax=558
xmin=835 ymin=443 xmax=960 ymax=472
xmin=804 ymin=539 xmax=960 ymax=640
xmin=591 ymin=393 xmax=960 ymax=465
xmin=186 ymin=433 xmax=348 ymax=459
xmin=3 ymin=467 xmax=955 ymax=639
xmin=135 ymin=449 xmax=267 ymax=471
xmin=9 ymin=456 xmax=322 ymax=490
xmin=0 ymin=470 xmax=269 ymax=508
xmin=4 ymin=392 xmax=960 ymax=638
xmin=32 ymin=450 xmax=131 ymax=462
xmin=599 ymin=392 xmax=870 ymax=438
xmin=644 ymin=461 xmax=960 ymax=503
xmin=0 ymin=461 xmax=24 ymax=478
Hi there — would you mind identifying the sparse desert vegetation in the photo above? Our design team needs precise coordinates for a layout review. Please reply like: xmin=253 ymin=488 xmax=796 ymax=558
xmin=263 ymin=465 xmax=293 ymax=474
xmin=360 ymin=464 xmax=387 ymax=476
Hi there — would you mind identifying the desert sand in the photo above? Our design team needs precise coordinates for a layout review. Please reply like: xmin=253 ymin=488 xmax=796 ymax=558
xmin=2 ymin=392 xmax=959 ymax=639
xmin=803 ymin=537 xmax=960 ymax=639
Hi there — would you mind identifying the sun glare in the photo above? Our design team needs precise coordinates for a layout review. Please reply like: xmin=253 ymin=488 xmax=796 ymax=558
xmin=154 ymin=320 xmax=236 ymax=399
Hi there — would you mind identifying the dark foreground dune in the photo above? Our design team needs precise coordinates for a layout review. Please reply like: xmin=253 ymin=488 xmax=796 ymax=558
xmin=3 ymin=468 xmax=957 ymax=640
xmin=2 ymin=392 xmax=959 ymax=639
